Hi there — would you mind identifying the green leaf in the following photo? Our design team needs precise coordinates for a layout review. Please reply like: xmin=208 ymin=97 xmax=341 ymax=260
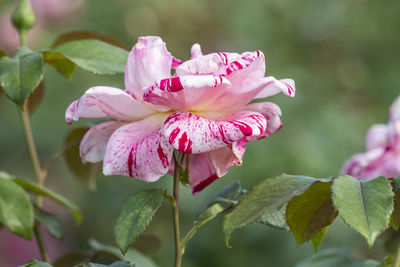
xmin=311 ymin=227 xmax=327 ymax=252
xmin=181 ymin=203 xmax=226 ymax=250
xmin=42 ymin=51 xmax=76 ymax=79
xmin=257 ymin=204 xmax=290 ymax=231
xmin=53 ymin=40 xmax=129 ymax=75
xmin=34 ymin=204 xmax=63 ymax=239
xmin=53 ymin=252 xmax=90 ymax=267
xmin=208 ymin=180 xmax=242 ymax=206
xmin=0 ymin=51 xmax=43 ymax=107
xmin=26 ymin=80 xmax=44 ymax=114
xmin=115 ymin=189 xmax=163 ymax=254
xmin=89 ymin=261 xmax=133 ymax=267
xmin=89 ymin=239 xmax=158 ymax=267
xmin=392 ymin=177 xmax=400 ymax=192
xmin=362 ymin=260 xmax=382 ymax=267
xmin=223 ymin=174 xmax=325 ymax=247
xmin=181 ymin=180 xmax=242 ymax=250
xmin=52 ymin=31 xmax=130 ymax=51
xmin=380 ymin=256 xmax=393 ymax=267
xmin=0 ymin=50 xmax=5 ymax=58
xmin=0 ymin=172 xmax=33 ymax=239
xmin=295 ymin=248 xmax=379 ymax=267
xmin=65 ymin=127 xmax=101 ymax=190
xmin=390 ymin=189 xmax=400 ymax=230
xmin=390 ymin=177 xmax=400 ymax=230
xmin=286 ymin=180 xmax=338 ymax=245
xmin=19 ymin=259 xmax=52 ymax=267
xmin=332 ymin=175 xmax=393 ymax=247
xmin=12 ymin=178 xmax=82 ymax=223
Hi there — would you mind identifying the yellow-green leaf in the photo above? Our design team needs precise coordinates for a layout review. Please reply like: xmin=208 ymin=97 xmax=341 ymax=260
xmin=332 ymin=175 xmax=393 ymax=247
xmin=286 ymin=180 xmax=337 ymax=245
xmin=223 ymin=174 xmax=326 ymax=247
xmin=53 ymin=40 xmax=129 ymax=75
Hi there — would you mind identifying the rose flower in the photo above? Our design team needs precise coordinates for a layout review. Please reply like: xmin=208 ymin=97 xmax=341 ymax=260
xmin=342 ymin=96 xmax=400 ymax=180
xmin=66 ymin=36 xmax=295 ymax=193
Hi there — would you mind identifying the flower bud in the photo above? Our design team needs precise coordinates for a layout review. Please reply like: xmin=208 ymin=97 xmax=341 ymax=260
xmin=11 ymin=0 xmax=36 ymax=35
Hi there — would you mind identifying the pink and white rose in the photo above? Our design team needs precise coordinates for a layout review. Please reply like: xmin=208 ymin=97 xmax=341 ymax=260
xmin=66 ymin=36 xmax=295 ymax=193
xmin=342 ymin=96 xmax=400 ymax=180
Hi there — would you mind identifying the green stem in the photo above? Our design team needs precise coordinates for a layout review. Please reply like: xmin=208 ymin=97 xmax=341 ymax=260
xmin=172 ymin=156 xmax=183 ymax=267
xmin=19 ymin=107 xmax=50 ymax=263
xmin=19 ymin=108 xmax=45 ymax=188
xmin=395 ymin=243 xmax=400 ymax=267
xmin=19 ymin=30 xmax=27 ymax=47
xmin=33 ymin=222 xmax=50 ymax=263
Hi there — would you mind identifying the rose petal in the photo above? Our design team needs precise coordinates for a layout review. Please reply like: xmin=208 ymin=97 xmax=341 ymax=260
xmin=191 ymin=43 xmax=203 ymax=58
xmin=124 ymin=36 xmax=173 ymax=100
xmin=168 ymin=141 xmax=246 ymax=194
xmin=187 ymin=153 xmax=219 ymax=194
xmin=365 ymin=124 xmax=389 ymax=151
xmin=80 ymin=121 xmax=127 ymax=163
xmin=175 ymin=52 xmax=241 ymax=76
xmin=390 ymin=96 xmax=400 ymax=122
xmin=103 ymin=114 xmax=173 ymax=182
xmin=163 ymin=111 xmax=266 ymax=154
xmin=204 ymin=52 xmax=274 ymax=110
xmin=253 ymin=77 xmax=296 ymax=99
xmin=65 ymin=86 xmax=155 ymax=124
xmin=143 ymin=75 xmax=231 ymax=111
xmin=172 ymin=56 xmax=183 ymax=68
xmin=209 ymin=138 xmax=247 ymax=177
xmin=341 ymin=148 xmax=385 ymax=179
xmin=245 ymin=102 xmax=283 ymax=141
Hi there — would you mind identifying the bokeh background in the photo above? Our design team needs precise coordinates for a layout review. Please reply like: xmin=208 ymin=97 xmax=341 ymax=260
xmin=0 ymin=0 xmax=399 ymax=266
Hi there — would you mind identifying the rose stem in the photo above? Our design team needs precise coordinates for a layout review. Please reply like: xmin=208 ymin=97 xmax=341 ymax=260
xmin=172 ymin=154 xmax=183 ymax=267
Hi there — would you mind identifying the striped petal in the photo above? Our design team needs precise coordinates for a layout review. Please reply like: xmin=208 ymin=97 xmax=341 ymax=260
xmin=125 ymin=36 xmax=173 ymax=100
xmin=65 ymin=86 xmax=155 ymax=123
xmin=80 ymin=121 xmax=127 ymax=163
xmin=209 ymin=138 xmax=247 ymax=176
xmin=244 ymin=102 xmax=283 ymax=141
xmin=203 ymin=52 xmax=273 ymax=110
xmin=189 ymin=139 xmax=246 ymax=194
xmin=103 ymin=114 xmax=173 ymax=182
xmin=253 ymin=77 xmax=296 ymax=99
xmin=143 ymin=75 xmax=231 ymax=111
xmin=175 ymin=52 xmax=241 ymax=76
xmin=187 ymin=153 xmax=219 ymax=194
xmin=163 ymin=111 xmax=266 ymax=154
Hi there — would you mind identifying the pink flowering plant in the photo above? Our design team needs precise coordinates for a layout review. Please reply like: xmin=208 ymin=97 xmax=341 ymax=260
xmin=0 ymin=1 xmax=400 ymax=267
xmin=65 ymin=36 xmax=293 ymax=194
xmin=342 ymin=96 xmax=400 ymax=180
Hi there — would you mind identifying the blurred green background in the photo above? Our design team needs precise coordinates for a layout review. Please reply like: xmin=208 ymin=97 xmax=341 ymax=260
xmin=0 ymin=0 xmax=399 ymax=266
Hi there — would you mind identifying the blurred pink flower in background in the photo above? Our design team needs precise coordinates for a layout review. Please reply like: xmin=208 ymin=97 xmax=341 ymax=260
xmin=0 ymin=0 xmax=86 ymax=53
xmin=31 ymin=0 xmax=86 ymax=24
xmin=66 ymin=36 xmax=295 ymax=194
xmin=0 ymin=227 xmax=64 ymax=266
xmin=342 ymin=96 xmax=400 ymax=179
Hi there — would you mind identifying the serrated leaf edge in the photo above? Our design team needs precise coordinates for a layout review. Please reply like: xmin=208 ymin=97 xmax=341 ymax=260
xmin=332 ymin=176 xmax=394 ymax=247
xmin=115 ymin=189 xmax=163 ymax=254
